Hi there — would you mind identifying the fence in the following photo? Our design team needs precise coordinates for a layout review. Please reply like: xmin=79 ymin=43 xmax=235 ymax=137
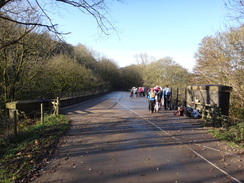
xmin=2 ymin=85 xmax=241 ymax=136
xmin=170 ymin=85 xmax=243 ymax=128
xmin=2 ymin=89 xmax=109 ymax=137
xmin=191 ymin=101 xmax=243 ymax=127
xmin=170 ymin=87 xmax=187 ymax=109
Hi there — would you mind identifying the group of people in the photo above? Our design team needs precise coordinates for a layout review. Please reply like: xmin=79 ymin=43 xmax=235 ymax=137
xmin=130 ymin=87 xmax=146 ymax=98
xmin=148 ymin=85 xmax=172 ymax=113
xmin=129 ymin=85 xmax=172 ymax=113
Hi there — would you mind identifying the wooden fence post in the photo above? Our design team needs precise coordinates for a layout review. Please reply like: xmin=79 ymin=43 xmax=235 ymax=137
xmin=52 ymin=97 xmax=60 ymax=115
xmin=13 ymin=110 xmax=17 ymax=136
xmin=202 ymin=105 xmax=206 ymax=119
xmin=212 ymin=104 xmax=217 ymax=121
xmin=184 ymin=87 xmax=187 ymax=106
xmin=176 ymin=87 xmax=179 ymax=109
xmin=56 ymin=97 xmax=60 ymax=115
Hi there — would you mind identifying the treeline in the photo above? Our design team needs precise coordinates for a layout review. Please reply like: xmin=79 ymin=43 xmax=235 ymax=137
xmin=0 ymin=15 xmax=191 ymax=106
xmin=0 ymin=9 xmax=244 ymax=120
xmin=1 ymin=20 xmax=244 ymax=119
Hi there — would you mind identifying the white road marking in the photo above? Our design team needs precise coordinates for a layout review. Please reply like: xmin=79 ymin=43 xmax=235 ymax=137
xmin=194 ymin=143 xmax=241 ymax=158
xmin=118 ymin=101 xmax=242 ymax=183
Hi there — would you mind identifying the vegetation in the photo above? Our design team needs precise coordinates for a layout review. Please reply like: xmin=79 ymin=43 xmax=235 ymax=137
xmin=1 ymin=0 xmax=242 ymax=118
xmin=0 ymin=1 xmax=243 ymax=181
xmin=142 ymin=57 xmax=191 ymax=87
xmin=0 ymin=114 xmax=70 ymax=183
xmin=0 ymin=0 xmax=121 ymax=42
xmin=209 ymin=122 xmax=244 ymax=148
xmin=193 ymin=25 xmax=244 ymax=119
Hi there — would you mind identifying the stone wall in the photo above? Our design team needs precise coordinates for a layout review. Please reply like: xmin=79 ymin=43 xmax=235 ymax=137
xmin=186 ymin=85 xmax=232 ymax=115
xmin=6 ymin=90 xmax=109 ymax=119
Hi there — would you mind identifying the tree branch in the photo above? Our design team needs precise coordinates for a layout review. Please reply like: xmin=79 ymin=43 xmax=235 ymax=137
xmin=0 ymin=26 xmax=36 ymax=50
xmin=0 ymin=0 xmax=13 ymax=9
xmin=0 ymin=0 xmax=119 ymax=44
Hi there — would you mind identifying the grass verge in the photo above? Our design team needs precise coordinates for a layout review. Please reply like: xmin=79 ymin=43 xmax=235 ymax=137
xmin=208 ymin=122 xmax=244 ymax=148
xmin=0 ymin=114 xmax=70 ymax=183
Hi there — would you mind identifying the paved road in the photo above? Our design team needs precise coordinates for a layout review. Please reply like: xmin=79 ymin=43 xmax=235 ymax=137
xmin=33 ymin=91 xmax=243 ymax=183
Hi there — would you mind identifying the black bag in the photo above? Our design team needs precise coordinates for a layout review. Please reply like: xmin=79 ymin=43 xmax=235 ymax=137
xmin=184 ymin=107 xmax=193 ymax=117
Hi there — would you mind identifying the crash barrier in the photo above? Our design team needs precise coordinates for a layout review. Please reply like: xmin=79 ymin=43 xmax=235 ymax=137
xmin=5 ymin=89 xmax=109 ymax=136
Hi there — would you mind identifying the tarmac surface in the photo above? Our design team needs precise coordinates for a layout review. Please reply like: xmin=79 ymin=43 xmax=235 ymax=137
xmin=33 ymin=91 xmax=243 ymax=183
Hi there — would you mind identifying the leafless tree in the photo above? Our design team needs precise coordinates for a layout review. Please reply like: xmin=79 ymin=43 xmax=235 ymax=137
xmin=225 ymin=0 xmax=244 ymax=22
xmin=0 ymin=0 xmax=121 ymax=48
xmin=134 ymin=52 xmax=155 ymax=66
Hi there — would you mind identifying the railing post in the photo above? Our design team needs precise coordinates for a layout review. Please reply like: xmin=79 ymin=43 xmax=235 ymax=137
xmin=212 ymin=104 xmax=217 ymax=121
xmin=184 ymin=87 xmax=187 ymax=106
xmin=13 ymin=110 xmax=18 ymax=136
xmin=202 ymin=105 xmax=206 ymax=119
xmin=52 ymin=97 xmax=60 ymax=115
xmin=56 ymin=97 xmax=60 ymax=115
xmin=176 ymin=87 xmax=179 ymax=109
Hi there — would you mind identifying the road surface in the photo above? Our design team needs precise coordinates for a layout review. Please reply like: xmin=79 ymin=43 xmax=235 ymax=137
xmin=33 ymin=91 xmax=243 ymax=183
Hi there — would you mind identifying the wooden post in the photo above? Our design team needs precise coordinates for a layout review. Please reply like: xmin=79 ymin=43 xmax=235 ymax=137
xmin=56 ymin=97 xmax=60 ymax=115
xmin=184 ymin=87 xmax=187 ymax=106
xmin=176 ymin=87 xmax=179 ymax=109
xmin=202 ymin=105 xmax=206 ymax=119
xmin=41 ymin=103 xmax=44 ymax=123
xmin=206 ymin=104 xmax=211 ymax=119
xmin=170 ymin=87 xmax=173 ymax=109
xmin=13 ymin=110 xmax=17 ymax=136
xmin=212 ymin=104 xmax=217 ymax=121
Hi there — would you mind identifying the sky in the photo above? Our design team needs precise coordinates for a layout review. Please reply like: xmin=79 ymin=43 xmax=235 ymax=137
xmin=50 ymin=0 xmax=229 ymax=72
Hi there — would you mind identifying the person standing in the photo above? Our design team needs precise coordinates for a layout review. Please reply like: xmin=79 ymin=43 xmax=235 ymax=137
xmin=163 ymin=85 xmax=171 ymax=110
xmin=130 ymin=87 xmax=134 ymax=97
xmin=154 ymin=86 xmax=162 ymax=112
xmin=148 ymin=88 xmax=156 ymax=113
xmin=133 ymin=87 xmax=137 ymax=97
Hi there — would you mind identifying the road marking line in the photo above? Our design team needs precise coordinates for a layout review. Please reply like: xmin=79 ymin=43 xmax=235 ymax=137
xmin=117 ymin=94 xmax=241 ymax=158
xmin=194 ymin=143 xmax=241 ymax=158
xmin=118 ymin=102 xmax=242 ymax=183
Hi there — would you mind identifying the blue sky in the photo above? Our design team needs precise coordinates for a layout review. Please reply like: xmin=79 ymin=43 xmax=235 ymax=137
xmin=51 ymin=0 xmax=229 ymax=71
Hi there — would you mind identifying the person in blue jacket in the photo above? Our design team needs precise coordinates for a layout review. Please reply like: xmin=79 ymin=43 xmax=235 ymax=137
xmin=163 ymin=85 xmax=171 ymax=110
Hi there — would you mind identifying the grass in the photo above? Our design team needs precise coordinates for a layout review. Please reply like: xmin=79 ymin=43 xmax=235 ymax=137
xmin=208 ymin=122 xmax=244 ymax=148
xmin=0 ymin=114 xmax=70 ymax=183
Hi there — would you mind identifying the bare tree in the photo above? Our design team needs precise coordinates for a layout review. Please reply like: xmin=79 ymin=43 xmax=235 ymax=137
xmin=0 ymin=0 xmax=121 ymax=49
xmin=134 ymin=52 xmax=155 ymax=66
xmin=225 ymin=0 xmax=244 ymax=22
